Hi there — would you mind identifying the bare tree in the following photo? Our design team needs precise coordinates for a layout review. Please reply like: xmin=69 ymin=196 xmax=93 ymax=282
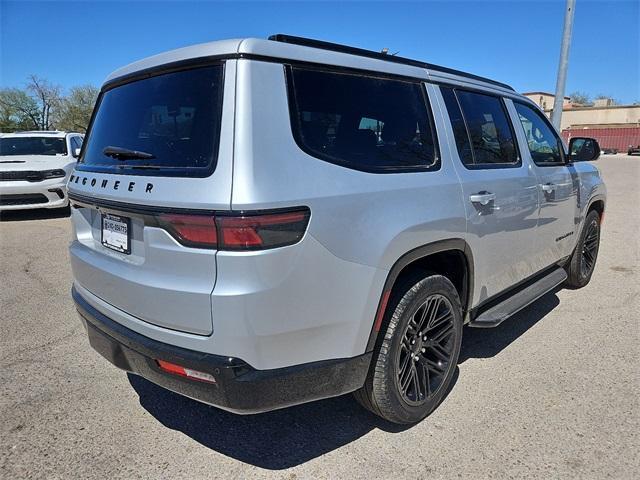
xmin=594 ymin=94 xmax=619 ymax=105
xmin=27 ymin=75 xmax=62 ymax=130
xmin=568 ymin=91 xmax=592 ymax=106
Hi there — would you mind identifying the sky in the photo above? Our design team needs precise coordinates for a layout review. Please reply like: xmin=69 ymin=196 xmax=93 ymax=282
xmin=1 ymin=0 xmax=639 ymax=103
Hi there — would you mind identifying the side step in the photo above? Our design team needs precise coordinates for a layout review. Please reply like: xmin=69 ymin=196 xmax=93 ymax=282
xmin=469 ymin=268 xmax=567 ymax=328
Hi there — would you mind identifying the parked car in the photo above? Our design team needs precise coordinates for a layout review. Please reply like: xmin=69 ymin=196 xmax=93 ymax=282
xmin=68 ymin=35 xmax=606 ymax=424
xmin=601 ymin=148 xmax=618 ymax=155
xmin=627 ymin=144 xmax=640 ymax=155
xmin=0 ymin=131 xmax=83 ymax=211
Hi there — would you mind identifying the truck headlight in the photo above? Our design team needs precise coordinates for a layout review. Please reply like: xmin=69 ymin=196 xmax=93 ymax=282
xmin=42 ymin=169 xmax=67 ymax=179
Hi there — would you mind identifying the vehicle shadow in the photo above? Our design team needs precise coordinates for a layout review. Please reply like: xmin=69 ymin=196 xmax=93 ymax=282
xmin=459 ymin=289 xmax=561 ymax=363
xmin=128 ymin=289 xmax=560 ymax=469
xmin=0 ymin=206 xmax=70 ymax=222
xmin=128 ymin=373 xmax=412 ymax=469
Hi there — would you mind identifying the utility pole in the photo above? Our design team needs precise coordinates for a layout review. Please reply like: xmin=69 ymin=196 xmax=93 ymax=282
xmin=551 ymin=0 xmax=576 ymax=130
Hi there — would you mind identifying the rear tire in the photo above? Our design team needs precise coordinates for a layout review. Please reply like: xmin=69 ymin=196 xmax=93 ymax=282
xmin=565 ymin=209 xmax=601 ymax=288
xmin=354 ymin=273 xmax=463 ymax=424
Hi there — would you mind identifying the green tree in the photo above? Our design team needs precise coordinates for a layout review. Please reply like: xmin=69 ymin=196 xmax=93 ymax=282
xmin=0 ymin=88 xmax=41 ymax=132
xmin=55 ymin=85 xmax=99 ymax=132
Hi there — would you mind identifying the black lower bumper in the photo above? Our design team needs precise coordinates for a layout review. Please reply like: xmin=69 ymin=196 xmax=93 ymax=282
xmin=72 ymin=287 xmax=372 ymax=414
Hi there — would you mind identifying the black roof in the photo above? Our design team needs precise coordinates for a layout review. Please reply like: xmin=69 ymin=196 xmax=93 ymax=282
xmin=269 ymin=34 xmax=515 ymax=92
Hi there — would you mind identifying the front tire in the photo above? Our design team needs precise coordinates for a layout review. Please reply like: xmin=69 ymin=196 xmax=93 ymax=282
xmin=565 ymin=209 xmax=601 ymax=288
xmin=355 ymin=274 xmax=463 ymax=424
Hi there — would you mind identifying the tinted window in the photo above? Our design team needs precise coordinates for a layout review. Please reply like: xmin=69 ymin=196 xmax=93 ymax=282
xmin=514 ymin=102 xmax=563 ymax=165
xmin=454 ymin=90 xmax=519 ymax=166
xmin=0 ymin=137 xmax=67 ymax=156
xmin=288 ymin=67 xmax=438 ymax=172
xmin=441 ymin=87 xmax=473 ymax=166
xmin=79 ymin=65 xmax=224 ymax=177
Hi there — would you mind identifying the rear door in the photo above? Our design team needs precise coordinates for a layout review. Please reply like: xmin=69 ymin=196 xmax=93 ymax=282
xmin=69 ymin=61 xmax=235 ymax=336
xmin=511 ymin=101 xmax=578 ymax=267
xmin=438 ymin=86 xmax=540 ymax=304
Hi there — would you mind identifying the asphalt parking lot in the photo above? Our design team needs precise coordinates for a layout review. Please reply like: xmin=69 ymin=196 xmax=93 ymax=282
xmin=1 ymin=155 xmax=638 ymax=479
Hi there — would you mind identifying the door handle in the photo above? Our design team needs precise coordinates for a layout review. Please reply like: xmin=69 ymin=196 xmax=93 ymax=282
xmin=541 ymin=183 xmax=555 ymax=192
xmin=469 ymin=192 xmax=496 ymax=206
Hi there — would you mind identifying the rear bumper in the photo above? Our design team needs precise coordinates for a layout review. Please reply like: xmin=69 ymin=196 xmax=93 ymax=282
xmin=0 ymin=179 xmax=68 ymax=210
xmin=73 ymin=286 xmax=371 ymax=414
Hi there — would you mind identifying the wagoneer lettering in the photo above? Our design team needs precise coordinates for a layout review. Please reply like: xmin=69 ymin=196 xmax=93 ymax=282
xmin=68 ymin=175 xmax=154 ymax=194
xmin=68 ymin=35 xmax=606 ymax=424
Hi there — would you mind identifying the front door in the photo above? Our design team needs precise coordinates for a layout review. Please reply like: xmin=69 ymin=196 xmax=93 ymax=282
xmin=510 ymin=101 xmax=578 ymax=269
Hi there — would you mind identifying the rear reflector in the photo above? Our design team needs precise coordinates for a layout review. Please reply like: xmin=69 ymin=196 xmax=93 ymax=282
xmin=153 ymin=208 xmax=310 ymax=251
xmin=156 ymin=359 xmax=216 ymax=384
xmin=373 ymin=290 xmax=391 ymax=331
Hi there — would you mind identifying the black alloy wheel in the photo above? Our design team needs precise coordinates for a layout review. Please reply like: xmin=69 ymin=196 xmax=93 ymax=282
xmin=354 ymin=273 xmax=463 ymax=424
xmin=396 ymin=294 xmax=455 ymax=405
xmin=580 ymin=218 xmax=600 ymax=279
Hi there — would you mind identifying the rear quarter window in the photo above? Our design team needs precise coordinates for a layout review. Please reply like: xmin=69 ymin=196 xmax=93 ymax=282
xmin=78 ymin=64 xmax=224 ymax=177
xmin=286 ymin=66 xmax=439 ymax=173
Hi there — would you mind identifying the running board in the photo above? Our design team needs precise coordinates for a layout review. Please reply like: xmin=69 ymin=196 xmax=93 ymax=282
xmin=469 ymin=268 xmax=567 ymax=328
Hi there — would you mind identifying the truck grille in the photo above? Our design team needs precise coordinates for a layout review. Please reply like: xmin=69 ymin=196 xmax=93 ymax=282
xmin=0 ymin=171 xmax=46 ymax=182
xmin=0 ymin=194 xmax=49 ymax=206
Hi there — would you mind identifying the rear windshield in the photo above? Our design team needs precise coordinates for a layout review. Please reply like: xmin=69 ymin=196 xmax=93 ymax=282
xmin=0 ymin=137 xmax=67 ymax=156
xmin=78 ymin=64 xmax=224 ymax=177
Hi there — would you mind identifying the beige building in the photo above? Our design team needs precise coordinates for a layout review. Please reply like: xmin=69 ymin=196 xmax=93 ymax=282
xmin=557 ymin=104 xmax=640 ymax=130
xmin=522 ymin=91 xmax=640 ymax=151
xmin=523 ymin=91 xmax=571 ymax=111
xmin=523 ymin=91 xmax=640 ymax=130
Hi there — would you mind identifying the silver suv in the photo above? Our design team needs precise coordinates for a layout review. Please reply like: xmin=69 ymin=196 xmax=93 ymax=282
xmin=68 ymin=35 xmax=605 ymax=424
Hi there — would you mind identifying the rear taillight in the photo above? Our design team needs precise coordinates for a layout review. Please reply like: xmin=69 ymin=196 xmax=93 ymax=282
xmin=217 ymin=210 xmax=310 ymax=250
xmin=157 ymin=214 xmax=218 ymax=248
xmin=155 ymin=208 xmax=310 ymax=251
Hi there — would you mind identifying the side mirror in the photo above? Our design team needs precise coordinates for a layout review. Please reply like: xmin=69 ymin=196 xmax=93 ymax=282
xmin=569 ymin=137 xmax=600 ymax=162
xmin=73 ymin=147 xmax=82 ymax=158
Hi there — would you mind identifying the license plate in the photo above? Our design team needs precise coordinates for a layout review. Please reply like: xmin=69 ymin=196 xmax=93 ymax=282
xmin=101 ymin=213 xmax=131 ymax=254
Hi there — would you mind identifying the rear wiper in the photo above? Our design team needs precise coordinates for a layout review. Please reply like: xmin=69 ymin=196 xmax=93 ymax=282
xmin=103 ymin=146 xmax=155 ymax=160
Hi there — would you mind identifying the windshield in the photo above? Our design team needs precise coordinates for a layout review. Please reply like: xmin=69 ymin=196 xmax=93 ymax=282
xmin=79 ymin=64 xmax=224 ymax=177
xmin=0 ymin=137 xmax=67 ymax=156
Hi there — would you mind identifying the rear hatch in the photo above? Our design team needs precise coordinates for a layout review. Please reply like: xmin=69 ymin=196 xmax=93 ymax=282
xmin=69 ymin=62 xmax=233 ymax=335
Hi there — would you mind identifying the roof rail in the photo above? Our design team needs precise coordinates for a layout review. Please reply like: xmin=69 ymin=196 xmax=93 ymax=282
xmin=268 ymin=34 xmax=515 ymax=92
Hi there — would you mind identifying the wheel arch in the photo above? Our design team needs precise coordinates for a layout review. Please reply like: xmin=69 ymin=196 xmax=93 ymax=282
xmin=365 ymin=239 xmax=474 ymax=352
xmin=587 ymin=196 xmax=605 ymax=219
xmin=577 ymin=194 xmax=606 ymax=237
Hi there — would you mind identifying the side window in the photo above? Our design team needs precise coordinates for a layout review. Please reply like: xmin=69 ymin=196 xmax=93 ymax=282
xmin=454 ymin=90 xmax=519 ymax=166
xmin=287 ymin=66 xmax=439 ymax=172
xmin=514 ymin=102 xmax=564 ymax=165
xmin=441 ymin=87 xmax=473 ymax=166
